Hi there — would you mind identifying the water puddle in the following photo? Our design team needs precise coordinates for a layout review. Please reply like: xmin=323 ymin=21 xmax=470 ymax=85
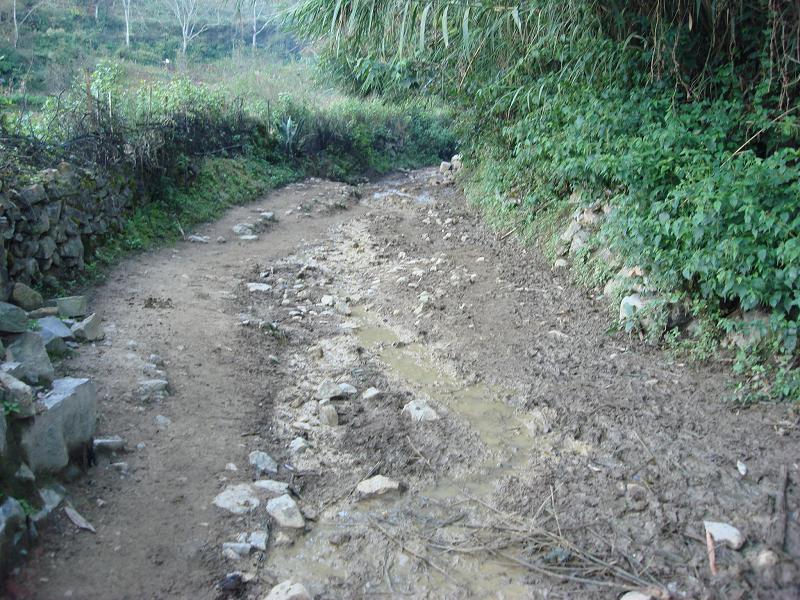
xmin=272 ymin=308 xmax=540 ymax=597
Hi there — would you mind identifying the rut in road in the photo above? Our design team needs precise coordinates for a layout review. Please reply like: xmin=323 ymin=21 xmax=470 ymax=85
xmin=11 ymin=169 xmax=799 ymax=600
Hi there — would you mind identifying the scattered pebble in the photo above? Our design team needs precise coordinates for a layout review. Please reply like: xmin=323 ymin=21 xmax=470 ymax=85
xmin=704 ymin=520 xmax=746 ymax=550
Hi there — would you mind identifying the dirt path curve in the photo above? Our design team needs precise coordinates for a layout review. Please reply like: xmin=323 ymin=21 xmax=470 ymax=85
xmin=9 ymin=169 xmax=799 ymax=600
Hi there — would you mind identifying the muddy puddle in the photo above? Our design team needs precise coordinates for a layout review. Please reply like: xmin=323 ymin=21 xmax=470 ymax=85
xmin=269 ymin=307 xmax=542 ymax=597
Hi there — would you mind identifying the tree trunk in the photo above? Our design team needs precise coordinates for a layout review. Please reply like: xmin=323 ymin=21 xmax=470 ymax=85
xmin=12 ymin=0 xmax=19 ymax=49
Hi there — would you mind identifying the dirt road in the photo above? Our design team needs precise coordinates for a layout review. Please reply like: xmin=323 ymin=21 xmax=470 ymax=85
xmin=9 ymin=169 xmax=799 ymax=599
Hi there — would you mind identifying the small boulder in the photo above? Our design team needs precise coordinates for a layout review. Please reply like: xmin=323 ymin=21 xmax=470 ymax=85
xmin=0 ymin=302 xmax=28 ymax=333
xmin=56 ymin=296 xmax=88 ymax=318
xmin=11 ymin=283 xmax=42 ymax=311
xmin=266 ymin=495 xmax=305 ymax=529
xmin=264 ymin=580 xmax=312 ymax=600
xmin=71 ymin=313 xmax=105 ymax=341
xmin=316 ymin=379 xmax=342 ymax=401
xmin=356 ymin=475 xmax=403 ymax=500
xmin=249 ymin=530 xmax=269 ymax=551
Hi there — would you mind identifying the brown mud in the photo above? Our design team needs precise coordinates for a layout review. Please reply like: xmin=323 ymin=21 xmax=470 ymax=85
xmin=8 ymin=169 xmax=799 ymax=600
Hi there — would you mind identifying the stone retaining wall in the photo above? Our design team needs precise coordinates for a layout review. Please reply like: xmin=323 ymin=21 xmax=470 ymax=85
xmin=0 ymin=161 xmax=141 ymax=296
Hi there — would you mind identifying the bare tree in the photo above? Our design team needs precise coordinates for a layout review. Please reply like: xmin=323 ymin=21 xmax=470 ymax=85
xmin=164 ymin=0 xmax=208 ymax=55
xmin=121 ymin=0 xmax=132 ymax=46
xmin=12 ymin=0 xmax=47 ymax=48
xmin=251 ymin=0 xmax=270 ymax=48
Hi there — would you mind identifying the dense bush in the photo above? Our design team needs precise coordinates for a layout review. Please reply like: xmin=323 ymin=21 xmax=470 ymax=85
xmin=288 ymin=0 xmax=800 ymax=400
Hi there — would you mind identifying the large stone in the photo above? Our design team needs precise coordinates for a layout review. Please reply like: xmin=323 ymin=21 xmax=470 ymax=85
xmin=0 ymin=497 xmax=26 ymax=572
xmin=11 ymin=283 xmax=42 ymax=311
xmin=266 ymin=495 xmax=305 ymax=529
xmin=60 ymin=237 xmax=84 ymax=259
xmin=19 ymin=378 xmax=97 ymax=474
xmin=0 ymin=302 xmax=28 ymax=333
xmin=249 ymin=450 xmax=278 ymax=476
xmin=56 ymin=296 xmax=88 ymax=318
xmin=356 ymin=475 xmax=402 ymax=500
xmin=6 ymin=332 xmax=55 ymax=384
xmin=264 ymin=580 xmax=312 ymax=600
xmin=71 ymin=313 xmax=105 ymax=341
xmin=0 ymin=371 xmax=35 ymax=418
xmin=213 ymin=484 xmax=260 ymax=515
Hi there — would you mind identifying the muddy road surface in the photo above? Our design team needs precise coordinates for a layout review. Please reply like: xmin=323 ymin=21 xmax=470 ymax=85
xmin=9 ymin=169 xmax=799 ymax=599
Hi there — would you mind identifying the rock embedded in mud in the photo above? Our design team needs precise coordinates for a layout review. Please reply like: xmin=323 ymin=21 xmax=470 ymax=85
xmin=154 ymin=414 xmax=171 ymax=428
xmin=338 ymin=382 xmax=357 ymax=396
xmin=213 ymin=483 xmax=261 ymax=515
xmin=93 ymin=436 xmax=126 ymax=454
xmin=254 ymin=480 xmax=290 ymax=497
xmin=320 ymin=295 xmax=335 ymax=307
xmin=187 ymin=235 xmax=209 ymax=244
xmin=7 ymin=332 xmax=55 ymax=384
xmin=402 ymin=399 xmax=439 ymax=423
xmin=356 ymin=475 xmax=403 ymax=501
xmin=232 ymin=223 xmax=255 ymax=236
xmin=288 ymin=437 xmax=310 ymax=455
xmin=56 ymin=296 xmax=88 ymax=318
xmin=266 ymin=494 xmax=305 ymax=529
xmin=135 ymin=379 xmax=169 ymax=402
xmin=249 ymin=450 xmax=278 ymax=476
xmin=318 ymin=404 xmax=338 ymax=427
xmin=704 ymin=520 xmax=746 ymax=550
xmin=0 ymin=302 xmax=30 ymax=333
xmin=362 ymin=387 xmax=381 ymax=401
xmin=264 ymin=580 xmax=312 ymax=600
xmin=316 ymin=379 xmax=342 ymax=401
xmin=71 ymin=313 xmax=105 ymax=342
xmin=249 ymin=530 xmax=269 ymax=551
xmin=222 ymin=542 xmax=252 ymax=560
xmin=247 ymin=282 xmax=272 ymax=293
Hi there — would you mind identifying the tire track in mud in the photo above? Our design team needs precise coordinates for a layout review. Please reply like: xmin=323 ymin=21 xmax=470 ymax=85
xmin=11 ymin=169 xmax=799 ymax=600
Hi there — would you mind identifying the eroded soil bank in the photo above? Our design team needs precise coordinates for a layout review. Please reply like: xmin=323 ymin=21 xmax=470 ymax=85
xmin=7 ymin=169 xmax=799 ymax=599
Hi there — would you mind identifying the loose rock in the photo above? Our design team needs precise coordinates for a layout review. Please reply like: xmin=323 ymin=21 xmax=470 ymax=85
xmin=93 ymin=436 xmax=126 ymax=454
xmin=266 ymin=494 xmax=305 ymax=529
xmin=704 ymin=520 xmax=746 ymax=550
xmin=362 ymin=387 xmax=381 ymax=400
xmin=288 ymin=437 xmax=309 ymax=455
xmin=264 ymin=580 xmax=312 ymax=600
xmin=213 ymin=484 xmax=261 ymax=514
xmin=318 ymin=404 xmax=338 ymax=427
xmin=254 ymin=480 xmax=290 ymax=497
xmin=356 ymin=475 xmax=403 ymax=500
xmin=56 ymin=296 xmax=88 ymax=318
xmin=249 ymin=450 xmax=278 ymax=476
xmin=249 ymin=530 xmax=269 ymax=551
xmin=0 ymin=371 xmax=35 ymax=418
xmin=402 ymin=399 xmax=439 ymax=422
xmin=71 ymin=313 xmax=105 ymax=342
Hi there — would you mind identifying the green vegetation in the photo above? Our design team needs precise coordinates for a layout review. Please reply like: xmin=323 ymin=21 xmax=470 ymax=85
xmin=1 ymin=1 xmax=454 ymax=294
xmin=288 ymin=0 xmax=799 ymax=401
